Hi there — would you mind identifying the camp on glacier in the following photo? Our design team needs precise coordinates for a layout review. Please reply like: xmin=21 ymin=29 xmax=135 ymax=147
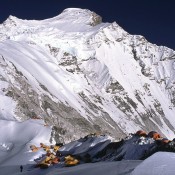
xmin=0 ymin=8 xmax=175 ymax=175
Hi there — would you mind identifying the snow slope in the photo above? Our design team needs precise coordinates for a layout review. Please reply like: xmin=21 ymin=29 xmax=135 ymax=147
xmin=0 ymin=8 xmax=175 ymax=144
xmin=132 ymin=152 xmax=175 ymax=175
xmin=0 ymin=119 xmax=51 ymax=166
xmin=2 ymin=152 xmax=175 ymax=175
xmin=0 ymin=161 xmax=141 ymax=175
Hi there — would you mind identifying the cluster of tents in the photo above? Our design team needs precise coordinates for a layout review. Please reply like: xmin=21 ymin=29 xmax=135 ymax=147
xmin=29 ymin=131 xmax=175 ymax=169
xmin=30 ymin=143 xmax=60 ymax=153
xmin=30 ymin=142 xmax=79 ymax=168
xmin=135 ymin=130 xmax=173 ymax=144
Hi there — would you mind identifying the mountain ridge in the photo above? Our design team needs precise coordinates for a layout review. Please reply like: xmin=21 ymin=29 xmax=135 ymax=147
xmin=0 ymin=8 xmax=175 ymax=143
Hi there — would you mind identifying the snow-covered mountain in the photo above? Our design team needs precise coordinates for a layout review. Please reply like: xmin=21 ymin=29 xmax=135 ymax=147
xmin=1 ymin=8 xmax=175 ymax=144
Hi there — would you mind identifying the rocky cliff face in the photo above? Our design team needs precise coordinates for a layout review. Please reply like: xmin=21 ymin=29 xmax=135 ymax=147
xmin=0 ymin=8 xmax=175 ymax=143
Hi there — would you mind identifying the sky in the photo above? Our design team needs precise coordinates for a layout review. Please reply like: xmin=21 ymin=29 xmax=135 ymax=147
xmin=0 ymin=0 xmax=175 ymax=49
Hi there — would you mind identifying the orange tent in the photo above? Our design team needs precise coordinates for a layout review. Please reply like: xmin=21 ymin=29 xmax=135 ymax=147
xmin=64 ymin=155 xmax=79 ymax=166
xmin=135 ymin=130 xmax=147 ymax=137
xmin=148 ymin=131 xmax=161 ymax=140
xmin=51 ymin=157 xmax=60 ymax=164
xmin=30 ymin=145 xmax=39 ymax=152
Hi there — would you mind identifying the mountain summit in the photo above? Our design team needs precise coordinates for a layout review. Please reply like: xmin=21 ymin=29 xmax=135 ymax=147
xmin=0 ymin=8 xmax=175 ymax=144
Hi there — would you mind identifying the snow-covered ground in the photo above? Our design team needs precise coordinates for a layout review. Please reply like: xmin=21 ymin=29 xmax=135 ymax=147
xmin=1 ymin=152 xmax=175 ymax=175
xmin=0 ymin=119 xmax=52 ymax=166
xmin=0 ymin=161 xmax=141 ymax=175
xmin=0 ymin=127 xmax=175 ymax=175
xmin=132 ymin=152 xmax=175 ymax=175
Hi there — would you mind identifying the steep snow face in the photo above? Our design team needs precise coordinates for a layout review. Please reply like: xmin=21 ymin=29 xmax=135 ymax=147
xmin=0 ymin=8 xmax=175 ymax=143
xmin=0 ymin=119 xmax=51 ymax=166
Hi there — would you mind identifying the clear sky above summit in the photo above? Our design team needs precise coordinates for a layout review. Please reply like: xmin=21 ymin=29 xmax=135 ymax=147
xmin=0 ymin=0 xmax=175 ymax=49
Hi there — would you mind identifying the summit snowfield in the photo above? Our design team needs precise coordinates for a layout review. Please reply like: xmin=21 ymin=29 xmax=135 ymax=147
xmin=0 ymin=8 xmax=175 ymax=145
